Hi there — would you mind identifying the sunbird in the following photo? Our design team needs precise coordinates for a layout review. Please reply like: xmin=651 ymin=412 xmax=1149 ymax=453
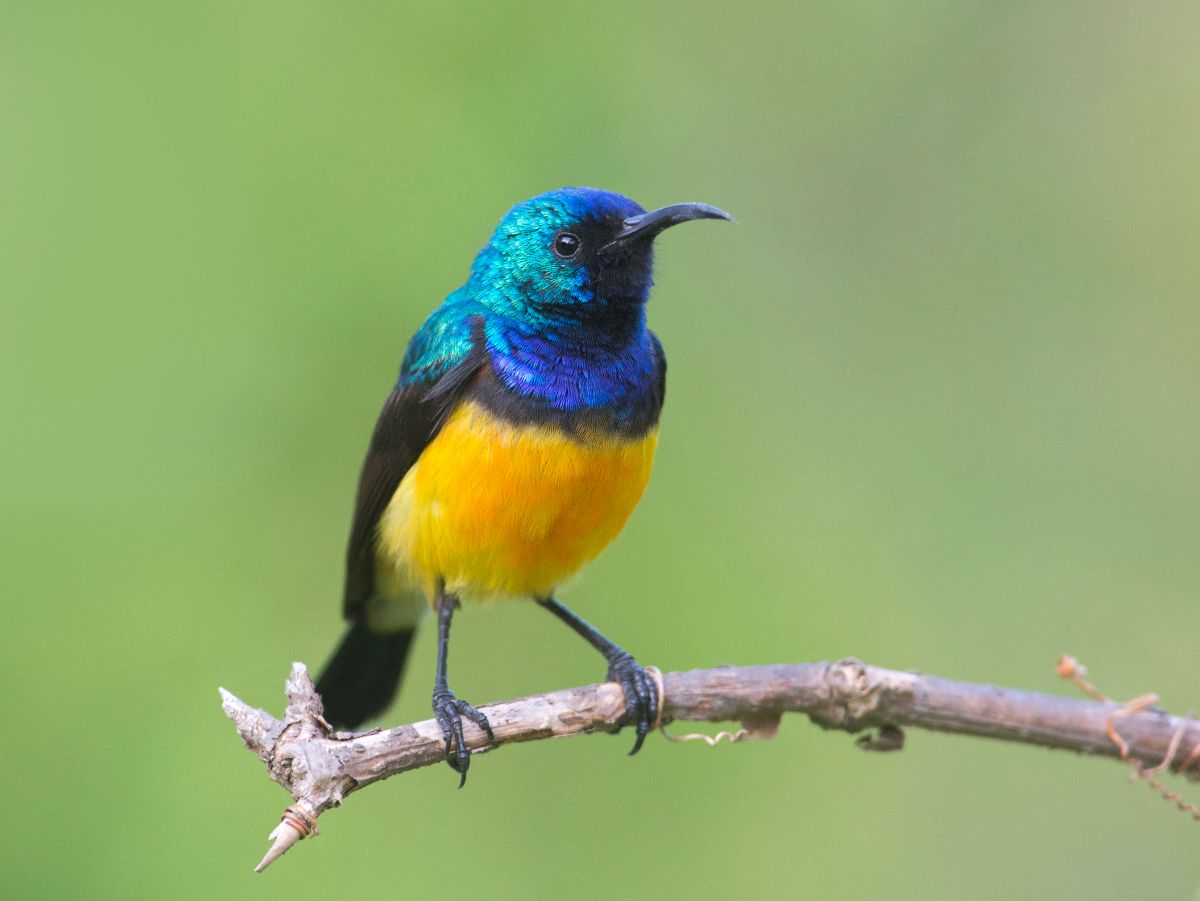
xmin=316 ymin=187 xmax=732 ymax=784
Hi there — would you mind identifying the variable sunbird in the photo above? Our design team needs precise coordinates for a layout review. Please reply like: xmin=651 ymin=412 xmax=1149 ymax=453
xmin=316 ymin=187 xmax=732 ymax=784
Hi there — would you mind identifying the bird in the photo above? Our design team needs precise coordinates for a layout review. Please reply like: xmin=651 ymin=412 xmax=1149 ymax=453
xmin=315 ymin=186 xmax=732 ymax=785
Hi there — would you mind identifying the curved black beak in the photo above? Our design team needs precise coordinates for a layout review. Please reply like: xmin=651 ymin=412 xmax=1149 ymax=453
xmin=601 ymin=202 xmax=734 ymax=252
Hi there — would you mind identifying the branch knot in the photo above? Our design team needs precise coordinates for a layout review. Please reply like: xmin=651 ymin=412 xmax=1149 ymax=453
xmin=814 ymin=658 xmax=886 ymax=731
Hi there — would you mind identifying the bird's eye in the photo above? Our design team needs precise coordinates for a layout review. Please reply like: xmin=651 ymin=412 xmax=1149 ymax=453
xmin=552 ymin=232 xmax=581 ymax=258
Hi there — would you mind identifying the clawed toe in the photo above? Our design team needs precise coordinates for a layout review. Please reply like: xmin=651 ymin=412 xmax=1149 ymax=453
xmin=432 ymin=688 xmax=494 ymax=787
xmin=606 ymin=652 xmax=660 ymax=755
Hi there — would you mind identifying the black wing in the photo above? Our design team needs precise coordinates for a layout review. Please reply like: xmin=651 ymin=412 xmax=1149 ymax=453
xmin=649 ymin=330 xmax=667 ymax=412
xmin=342 ymin=352 xmax=483 ymax=618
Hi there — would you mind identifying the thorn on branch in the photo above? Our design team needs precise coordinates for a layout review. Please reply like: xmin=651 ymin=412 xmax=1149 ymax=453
xmin=255 ymin=802 xmax=319 ymax=873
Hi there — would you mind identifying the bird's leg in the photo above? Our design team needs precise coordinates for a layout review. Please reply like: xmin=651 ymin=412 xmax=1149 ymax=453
xmin=431 ymin=588 xmax=494 ymax=787
xmin=538 ymin=597 xmax=659 ymax=755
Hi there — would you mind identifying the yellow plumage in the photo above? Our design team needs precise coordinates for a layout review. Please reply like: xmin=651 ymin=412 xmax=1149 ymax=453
xmin=375 ymin=400 xmax=658 ymax=605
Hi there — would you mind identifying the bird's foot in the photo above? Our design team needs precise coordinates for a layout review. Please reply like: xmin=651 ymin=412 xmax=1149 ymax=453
xmin=606 ymin=652 xmax=660 ymax=755
xmin=432 ymin=686 xmax=494 ymax=787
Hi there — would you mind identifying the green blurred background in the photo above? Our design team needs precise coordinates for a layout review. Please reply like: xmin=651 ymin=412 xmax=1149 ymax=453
xmin=4 ymin=1 xmax=1199 ymax=898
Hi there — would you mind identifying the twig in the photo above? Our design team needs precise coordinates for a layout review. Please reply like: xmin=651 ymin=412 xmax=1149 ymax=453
xmin=1057 ymin=654 xmax=1200 ymax=820
xmin=221 ymin=658 xmax=1200 ymax=871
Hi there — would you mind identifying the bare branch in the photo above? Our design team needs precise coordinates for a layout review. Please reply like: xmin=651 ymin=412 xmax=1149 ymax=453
xmin=221 ymin=658 xmax=1200 ymax=871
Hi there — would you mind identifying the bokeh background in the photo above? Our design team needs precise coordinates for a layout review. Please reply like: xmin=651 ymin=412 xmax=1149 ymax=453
xmin=4 ymin=2 xmax=1199 ymax=898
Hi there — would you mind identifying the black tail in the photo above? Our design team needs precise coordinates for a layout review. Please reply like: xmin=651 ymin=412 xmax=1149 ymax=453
xmin=315 ymin=619 xmax=415 ymax=729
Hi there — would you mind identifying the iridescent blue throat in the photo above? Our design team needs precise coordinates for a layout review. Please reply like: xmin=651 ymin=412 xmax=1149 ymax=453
xmin=484 ymin=306 xmax=659 ymax=418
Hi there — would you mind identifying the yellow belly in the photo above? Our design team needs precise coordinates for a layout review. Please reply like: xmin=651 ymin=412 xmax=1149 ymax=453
xmin=376 ymin=400 xmax=658 ymax=603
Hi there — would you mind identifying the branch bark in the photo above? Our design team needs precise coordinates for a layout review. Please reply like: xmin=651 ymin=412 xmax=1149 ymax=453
xmin=221 ymin=659 xmax=1200 ymax=872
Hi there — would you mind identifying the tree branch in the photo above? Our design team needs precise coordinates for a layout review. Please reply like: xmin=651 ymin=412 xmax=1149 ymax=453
xmin=221 ymin=658 xmax=1200 ymax=872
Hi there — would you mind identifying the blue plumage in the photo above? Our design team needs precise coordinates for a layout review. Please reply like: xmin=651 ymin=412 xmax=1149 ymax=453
xmin=400 ymin=188 xmax=660 ymax=417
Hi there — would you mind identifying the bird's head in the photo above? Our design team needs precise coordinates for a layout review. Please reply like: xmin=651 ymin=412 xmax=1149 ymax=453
xmin=468 ymin=187 xmax=732 ymax=318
